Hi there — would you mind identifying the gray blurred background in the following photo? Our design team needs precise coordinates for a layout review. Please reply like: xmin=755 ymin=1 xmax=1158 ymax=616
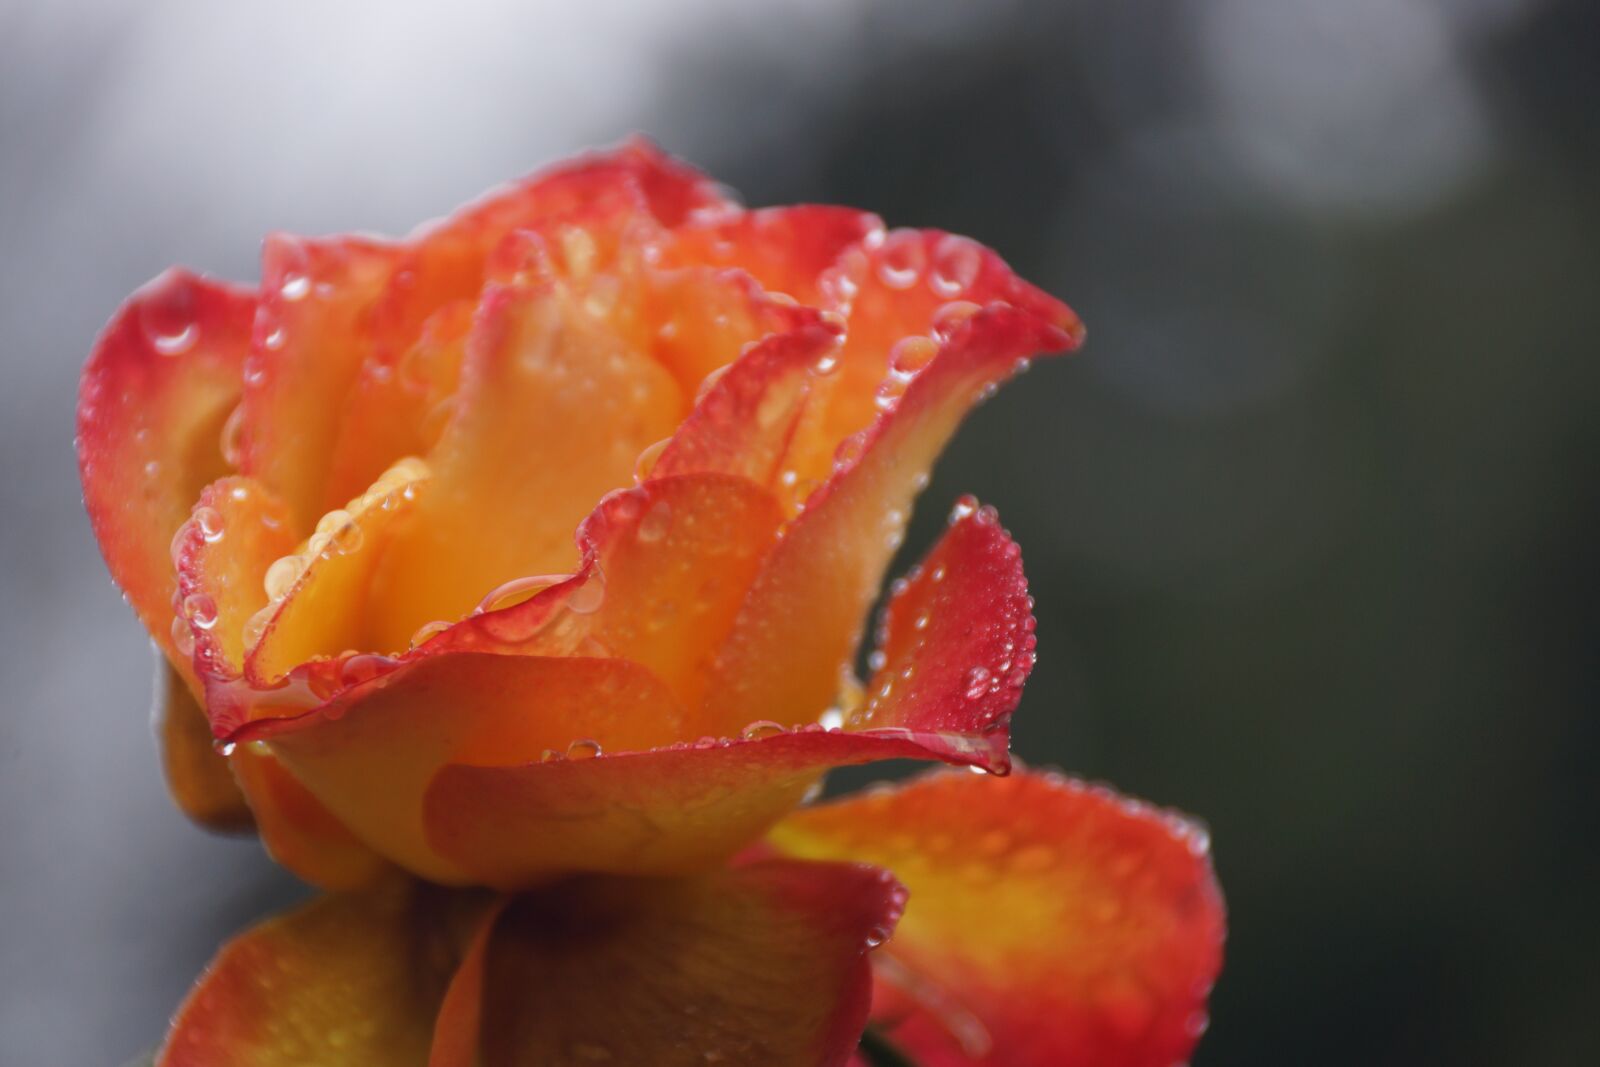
xmin=2 ymin=1 xmax=1596 ymax=1064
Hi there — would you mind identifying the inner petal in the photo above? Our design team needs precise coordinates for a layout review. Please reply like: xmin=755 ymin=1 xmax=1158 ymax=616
xmin=364 ymin=281 xmax=685 ymax=652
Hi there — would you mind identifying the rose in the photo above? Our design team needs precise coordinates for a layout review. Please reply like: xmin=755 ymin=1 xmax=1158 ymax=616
xmin=79 ymin=141 xmax=1223 ymax=1065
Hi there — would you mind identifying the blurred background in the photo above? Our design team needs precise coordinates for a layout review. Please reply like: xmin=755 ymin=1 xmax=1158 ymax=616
xmin=2 ymin=0 xmax=1596 ymax=1063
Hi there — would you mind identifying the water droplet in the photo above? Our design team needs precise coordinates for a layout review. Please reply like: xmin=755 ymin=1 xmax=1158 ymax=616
xmin=139 ymin=282 xmax=199 ymax=355
xmin=170 ymin=615 xmax=195 ymax=656
xmin=637 ymin=499 xmax=671 ymax=543
xmin=930 ymin=235 xmax=982 ymax=297
xmin=695 ymin=363 xmax=731 ymax=403
xmin=565 ymin=576 xmax=605 ymax=615
xmin=263 ymin=325 xmax=286 ymax=350
xmin=948 ymin=495 xmax=979 ymax=524
xmin=193 ymin=506 xmax=224 ymax=542
xmin=182 ymin=593 xmax=218 ymax=630
xmin=877 ymin=231 xmax=926 ymax=290
xmin=219 ymin=404 xmax=248 ymax=467
xmin=340 ymin=653 xmax=393 ymax=687
xmin=263 ymin=554 xmax=307 ymax=600
xmin=819 ymin=707 xmax=845 ymax=731
xmin=867 ymin=649 xmax=887 ymax=672
xmin=741 ymin=720 xmax=787 ymax=741
xmin=889 ymin=335 xmax=939 ymax=374
xmin=932 ymin=300 xmax=983 ymax=341
xmin=565 ymin=738 xmax=603 ymax=760
xmin=476 ymin=574 xmax=564 ymax=615
xmin=633 ymin=438 xmax=671 ymax=484
xmin=410 ymin=619 xmax=452 ymax=648
xmin=864 ymin=925 xmax=892 ymax=948
xmin=279 ymin=273 xmax=311 ymax=301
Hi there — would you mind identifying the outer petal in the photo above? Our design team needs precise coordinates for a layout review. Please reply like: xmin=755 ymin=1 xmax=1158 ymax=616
xmin=264 ymin=654 xmax=689 ymax=884
xmin=477 ymin=860 xmax=904 ymax=1067
xmin=154 ymin=662 xmax=252 ymax=831
xmin=76 ymin=268 xmax=255 ymax=678
xmin=776 ymin=228 xmax=1082 ymax=514
xmin=705 ymin=304 xmax=1074 ymax=733
xmin=420 ymin=504 xmax=1035 ymax=889
xmin=767 ymin=771 xmax=1227 ymax=1067
xmin=664 ymin=205 xmax=885 ymax=307
xmin=158 ymin=881 xmax=497 ymax=1067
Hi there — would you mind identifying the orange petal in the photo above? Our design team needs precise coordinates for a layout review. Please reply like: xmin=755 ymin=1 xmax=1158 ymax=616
xmin=229 ymin=743 xmax=393 ymax=891
xmin=706 ymin=304 xmax=1075 ymax=733
xmin=651 ymin=318 xmax=843 ymax=490
xmin=364 ymin=281 xmax=684 ymax=652
xmin=244 ymin=457 xmax=432 ymax=689
xmin=241 ymin=235 xmax=408 ymax=533
xmin=767 ymin=771 xmax=1227 ymax=1067
xmin=76 ymin=269 xmax=255 ymax=682
xmin=665 ymin=205 xmax=885 ymax=307
xmin=172 ymin=477 xmax=296 ymax=688
xmin=154 ymin=661 xmax=252 ymax=832
xmin=158 ymin=880 xmax=497 ymax=1067
xmin=262 ymin=654 xmax=688 ymax=884
xmin=779 ymin=229 xmax=1082 ymax=513
xmin=477 ymin=860 xmax=903 ymax=1067
xmin=322 ymin=140 xmax=723 ymax=506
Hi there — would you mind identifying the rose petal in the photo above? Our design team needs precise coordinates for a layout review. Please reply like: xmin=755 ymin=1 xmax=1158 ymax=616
xmin=651 ymin=318 xmax=843 ymax=490
xmin=767 ymin=771 xmax=1227 ymax=1067
xmin=477 ymin=860 xmax=903 ymax=1067
xmin=428 ymin=897 xmax=510 ymax=1067
xmin=244 ymin=457 xmax=431 ymax=689
xmin=154 ymin=661 xmax=252 ymax=832
xmin=420 ymin=504 xmax=1036 ymax=887
xmin=229 ymin=743 xmax=393 ymax=891
xmin=841 ymin=502 xmax=1034 ymax=770
xmin=173 ymin=477 xmax=296 ymax=687
xmin=265 ymin=654 xmax=688 ymax=884
xmin=705 ymin=304 xmax=1074 ymax=733
xmin=777 ymin=229 xmax=1082 ymax=515
xmin=321 ymin=140 xmax=727 ymax=506
xmin=157 ymin=881 xmax=497 ymax=1067
xmin=76 ymin=269 xmax=255 ymax=681
xmin=665 ymin=205 xmax=885 ymax=307
xmin=363 ymin=281 xmax=684 ymax=652
xmin=242 ymin=235 xmax=408 ymax=532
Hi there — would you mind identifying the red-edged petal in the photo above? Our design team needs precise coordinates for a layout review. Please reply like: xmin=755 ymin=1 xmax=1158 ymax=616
xmin=777 ymin=229 xmax=1081 ymax=515
xmin=476 ymin=860 xmax=902 ymax=1067
xmin=157 ymin=881 xmax=497 ymax=1067
xmin=841 ymin=502 xmax=1034 ymax=770
xmin=243 ymin=457 xmax=431 ymax=690
xmin=767 ymin=771 xmax=1227 ymax=1067
xmin=651 ymin=319 xmax=842 ymax=489
xmin=173 ymin=477 xmax=296 ymax=687
xmin=362 ymin=281 xmax=683 ymax=652
xmin=154 ymin=662 xmax=252 ymax=832
xmin=705 ymin=304 xmax=1073 ymax=734
xmin=418 ymin=504 xmax=1034 ymax=888
xmin=320 ymin=140 xmax=728 ymax=505
xmin=76 ymin=269 xmax=255 ymax=679
xmin=664 ymin=205 xmax=885 ymax=307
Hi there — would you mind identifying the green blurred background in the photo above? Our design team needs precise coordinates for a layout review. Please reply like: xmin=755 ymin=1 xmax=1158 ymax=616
xmin=1 ymin=1 xmax=1595 ymax=1063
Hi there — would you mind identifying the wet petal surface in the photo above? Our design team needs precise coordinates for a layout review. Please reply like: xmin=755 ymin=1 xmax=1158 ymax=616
xmin=768 ymin=771 xmax=1226 ymax=1067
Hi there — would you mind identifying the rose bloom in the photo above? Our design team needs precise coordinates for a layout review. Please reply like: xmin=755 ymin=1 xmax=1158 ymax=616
xmin=78 ymin=141 xmax=1223 ymax=1066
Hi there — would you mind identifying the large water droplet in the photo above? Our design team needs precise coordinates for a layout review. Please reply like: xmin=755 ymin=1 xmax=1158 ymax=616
xmin=740 ymin=720 xmax=787 ymax=741
xmin=193 ymin=506 xmax=224 ymax=543
xmin=930 ymin=235 xmax=982 ymax=297
xmin=565 ymin=738 xmax=603 ymax=760
xmin=877 ymin=231 xmax=926 ymax=290
xmin=637 ymin=499 xmax=672 ymax=543
xmin=182 ymin=593 xmax=218 ymax=630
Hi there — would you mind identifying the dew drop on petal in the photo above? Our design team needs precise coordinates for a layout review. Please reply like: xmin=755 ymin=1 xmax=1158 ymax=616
xmin=740 ymin=720 xmax=787 ymax=741
xmin=170 ymin=615 xmax=195 ymax=656
xmin=565 ymin=738 xmax=602 ymax=760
